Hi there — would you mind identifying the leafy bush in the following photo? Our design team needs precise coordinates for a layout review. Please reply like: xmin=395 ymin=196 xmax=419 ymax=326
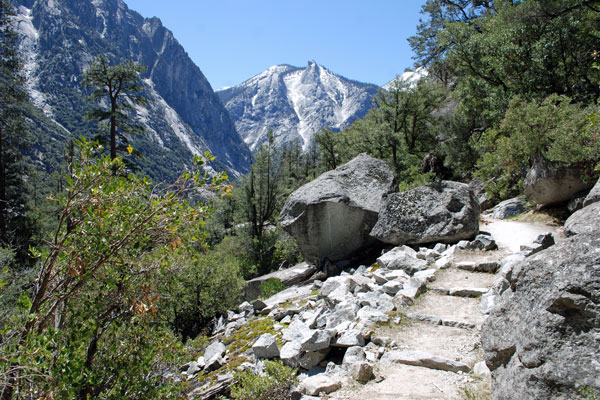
xmin=259 ymin=278 xmax=286 ymax=299
xmin=476 ymin=94 xmax=599 ymax=200
xmin=162 ymin=250 xmax=246 ymax=340
xmin=230 ymin=359 xmax=297 ymax=400
xmin=0 ymin=139 xmax=227 ymax=399
xmin=272 ymin=231 xmax=302 ymax=269
xmin=579 ymin=386 xmax=600 ymax=400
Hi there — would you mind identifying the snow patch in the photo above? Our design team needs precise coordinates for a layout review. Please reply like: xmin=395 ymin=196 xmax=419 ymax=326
xmin=14 ymin=7 xmax=54 ymax=118
xmin=92 ymin=0 xmax=108 ymax=38
xmin=383 ymin=67 xmax=428 ymax=91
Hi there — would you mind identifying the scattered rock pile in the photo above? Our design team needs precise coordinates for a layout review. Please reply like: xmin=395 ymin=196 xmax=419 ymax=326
xmin=179 ymin=154 xmax=599 ymax=399
xmin=180 ymin=232 xmax=502 ymax=399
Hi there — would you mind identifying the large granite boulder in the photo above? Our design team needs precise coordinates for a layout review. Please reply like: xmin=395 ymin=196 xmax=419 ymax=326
xmin=482 ymin=232 xmax=600 ymax=400
xmin=564 ymin=202 xmax=600 ymax=237
xmin=584 ymin=177 xmax=600 ymax=207
xmin=524 ymin=157 xmax=592 ymax=205
xmin=370 ymin=181 xmax=480 ymax=245
xmin=280 ymin=154 xmax=396 ymax=264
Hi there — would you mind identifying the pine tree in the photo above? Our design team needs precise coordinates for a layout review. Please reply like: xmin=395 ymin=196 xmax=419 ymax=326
xmin=0 ymin=1 xmax=32 ymax=260
xmin=82 ymin=55 xmax=147 ymax=160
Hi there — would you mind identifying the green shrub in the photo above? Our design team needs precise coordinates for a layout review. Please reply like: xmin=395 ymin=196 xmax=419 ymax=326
xmin=162 ymin=250 xmax=246 ymax=340
xmin=273 ymin=231 xmax=302 ymax=269
xmin=230 ymin=359 xmax=297 ymax=400
xmin=476 ymin=94 xmax=599 ymax=200
xmin=579 ymin=386 xmax=600 ymax=400
xmin=0 ymin=140 xmax=227 ymax=399
xmin=259 ymin=278 xmax=286 ymax=299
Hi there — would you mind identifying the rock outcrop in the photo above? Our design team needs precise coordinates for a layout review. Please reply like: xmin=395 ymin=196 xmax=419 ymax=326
xmin=280 ymin=154 xmax=396 ymax=264
xmin=370 ymin=181 xmax=480 ymax=245
xmin=523 ymin=157 xmax=591 ymax=205
xmin=482 ymin=232 xmax=600 ymax=399
xmin=564 ymin=202 xmax=600 ymax=237
xmin=584 ymin=177 xmax=600 ymax=207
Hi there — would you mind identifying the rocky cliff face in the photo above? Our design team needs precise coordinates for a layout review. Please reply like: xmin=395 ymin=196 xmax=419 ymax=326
xmin=217 ymin=62 xmax=379 ymax=152
xmin=482 ymin=229 xmax=600 ymax=399
xmin=10 ymin=0 xmax=251 ymax=179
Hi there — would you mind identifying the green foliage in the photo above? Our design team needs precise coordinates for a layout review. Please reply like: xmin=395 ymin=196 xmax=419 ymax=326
xmin=161 ymin=250 xmax=246 ymax=340
xmin=213 ymin=133 xmax=304 ymax=278
xmin=82 ymin=55 xmax=148 ymax=161
xmin=259 ymin=278 xmax=286 ymax=299
xmin=222 ymin=317 xmax=279 ymax=355
xmin=0 ymin=1 xmax=36 ymax=265
xmin=313 ymin=76 xmax=446 ymax=187
xmin=407 ymin=0 xmax=600 ymax=188
xmin=0 ymin=139 xmax=228 ymax=399
xmin=579 ymin=386 xmax=600 ymax=400
xmin=273 ymin=231 xmax=302 ymax=269
xmin=476 ymin=94 xmax=599 ymax=199
xmin=230 ymin=360 xmax=297 ymax=400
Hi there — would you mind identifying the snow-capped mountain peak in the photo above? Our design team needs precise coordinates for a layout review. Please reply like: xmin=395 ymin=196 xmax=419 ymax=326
xmin=382 ymin=67 xmax=428 ymax=91
xmin=217 ymin=62 xmax=379 ymax=152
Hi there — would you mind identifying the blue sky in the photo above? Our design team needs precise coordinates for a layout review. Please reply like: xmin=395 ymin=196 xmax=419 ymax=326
xmin=124 ymin=0 xmax=428 ymax=90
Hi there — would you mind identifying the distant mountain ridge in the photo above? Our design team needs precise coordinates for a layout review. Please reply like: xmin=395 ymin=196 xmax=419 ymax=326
xmin=217 ymin=61 xmax=380 ymax=152
xmin=10 ymin=0 xmax=251 ymax=180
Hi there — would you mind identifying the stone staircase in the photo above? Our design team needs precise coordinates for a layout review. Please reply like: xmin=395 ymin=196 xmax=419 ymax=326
xmin=329 ymin=257 xmax=499 ymax=400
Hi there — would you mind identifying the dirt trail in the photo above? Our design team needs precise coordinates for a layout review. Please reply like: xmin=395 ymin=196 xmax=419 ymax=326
xmin=328 ymin=218 xmax=563 ymax=400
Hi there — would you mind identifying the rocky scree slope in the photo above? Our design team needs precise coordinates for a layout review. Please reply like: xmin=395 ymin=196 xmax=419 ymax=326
xmin=217 ymin=61 xmax=379 ymax=152
xmin=179 ymin=219 xmax=564 ymax=399
xmin=11 ymin=0 xmax=251 ymax=179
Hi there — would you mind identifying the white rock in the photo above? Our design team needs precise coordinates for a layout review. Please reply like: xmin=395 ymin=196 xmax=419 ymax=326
xmin=301 ymin=329 xmax=332 ymax=352
xmin=300 ymin=374 xmax=342 ymax=396
xmin=414 ymin=268 xmax=437 ymax=282
xmin=282 ymin=320 xmax=310 ymax=342
xmin=299 ymin=349 xmax=330 ymax=370
xmin=435 ymin=255 xmax=453 ymax=269
xmin=334 ymin=329 xmax=365 ymax=347
xmin=382 ymin=280 xmax=403 ymax=295
xmin=280 ymin=341 xmax=302 ymax=368
xmin=252 ymin=333 xmax=280 ymax=359
xmin=473 ymin=361 xmax=491 ymax=378
xmin=357 ymin=306 xmax=389 ymax=326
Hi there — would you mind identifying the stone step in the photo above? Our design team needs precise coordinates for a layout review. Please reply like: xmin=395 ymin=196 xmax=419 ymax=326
xmin=455 ymin=260 xmax=500 ymax=273
xmin=405 ymin=313 xmax=477 ymax=329
xmin=406 ymin=292 xmax=485 ymax=328
xmin=431 ymin=287 xmax=489 ymax=298
xmin=381 ymin=349 xmax=471 ymax=373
